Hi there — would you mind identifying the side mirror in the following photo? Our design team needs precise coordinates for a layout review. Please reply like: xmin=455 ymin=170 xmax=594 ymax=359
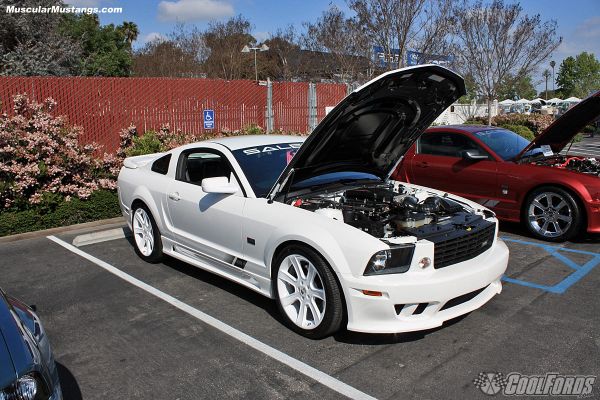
xmin=462 ymin=150 xmax=489 ymax=161
xmin=201 ymin=176 xmax=238 ymax=194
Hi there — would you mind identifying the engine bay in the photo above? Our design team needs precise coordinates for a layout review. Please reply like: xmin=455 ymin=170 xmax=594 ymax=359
xmin=533 ymin=156 xmax=600 ymax=176
xmin=288 ymin=183 xmax=493 ymax=240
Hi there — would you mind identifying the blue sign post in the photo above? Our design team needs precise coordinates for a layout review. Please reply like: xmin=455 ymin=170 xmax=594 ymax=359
xmin=372 ymin=46 xmax=401 ymax=69
xmin=203 ymin=109 xmax=214 ymax=129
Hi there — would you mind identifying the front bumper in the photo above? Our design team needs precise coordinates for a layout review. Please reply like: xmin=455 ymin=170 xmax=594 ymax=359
xmin=342 ymin=239 xmax=509 ymax=334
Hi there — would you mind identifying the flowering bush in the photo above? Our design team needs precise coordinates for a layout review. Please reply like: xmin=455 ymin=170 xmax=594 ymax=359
xmin=0 ymin=94 xmax=305 ymax=213
xmin=466 ymin=114 xmax=554 ymax=136
xmin=0 ymin=94 xmax=116 ymax=209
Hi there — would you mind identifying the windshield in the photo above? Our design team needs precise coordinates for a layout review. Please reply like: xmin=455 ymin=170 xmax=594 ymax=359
xmin=232 ymin=142 xmax=303 ymax=197
xmin=473 ymin=128 xmax=543 ymax=160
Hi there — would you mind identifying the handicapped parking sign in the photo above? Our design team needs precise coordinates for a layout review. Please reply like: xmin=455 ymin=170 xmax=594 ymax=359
xmin=203 ymin=109 xmax=214 ymax=129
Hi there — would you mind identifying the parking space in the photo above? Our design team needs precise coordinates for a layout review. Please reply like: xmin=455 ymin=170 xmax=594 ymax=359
xmin=560 ymin=135 xmax=600 ymax=158
xmin=1 ymin=222 xmax=599 ymax=399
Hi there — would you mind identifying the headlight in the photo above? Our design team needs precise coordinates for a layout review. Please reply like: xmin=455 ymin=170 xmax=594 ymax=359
xmin=363 ymin=245 xmax=415 ymax=275
xmin=0 ymin=374 xmax=39 ymax=400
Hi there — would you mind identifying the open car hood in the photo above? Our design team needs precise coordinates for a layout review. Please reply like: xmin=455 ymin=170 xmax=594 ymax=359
xmin=268 ymin=65 xmax=465 ymax=201
xmin=515 ymin=90 xmax=600 ymax=160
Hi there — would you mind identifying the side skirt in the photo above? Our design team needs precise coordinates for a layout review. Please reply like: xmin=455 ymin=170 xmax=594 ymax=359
xmin=161 ymin=236 xmax=274 ymax=298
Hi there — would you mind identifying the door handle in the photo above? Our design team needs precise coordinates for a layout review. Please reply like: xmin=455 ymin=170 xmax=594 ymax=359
xmin=416 ymin=161 xmax=429 ymax=168
xmin=168 ymin=192 xmax=181 ymax=201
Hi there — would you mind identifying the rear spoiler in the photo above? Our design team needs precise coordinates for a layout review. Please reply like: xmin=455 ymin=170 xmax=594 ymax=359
xmin=123 ymin=153 xmax=165 ymax=169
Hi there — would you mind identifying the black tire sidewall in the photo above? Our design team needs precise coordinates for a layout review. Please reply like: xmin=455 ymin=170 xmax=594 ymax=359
xmin=132 ymin=204 xmax=164 ymax=263
xmin=273 ymin=245 xmax=344 ymax=339
xmin=524 ymin=187 xmax=582 ymax=242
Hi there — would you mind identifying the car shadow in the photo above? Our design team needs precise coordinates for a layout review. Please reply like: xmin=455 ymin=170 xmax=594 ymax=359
xmin=160 ymin=255 xmax=287 ymax=326
xmin=160 ymin=249 xmax=474 ymax=344
xmin=124 ymin=236 xmax=481 ymax=343
xmin=56 ymin=362 xmax=82 ymax=400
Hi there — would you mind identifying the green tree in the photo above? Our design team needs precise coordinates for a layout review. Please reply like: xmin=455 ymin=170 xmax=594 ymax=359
xmin=60 ymin=14 xmax=136 ymax=76
xmin=497 ymin=74 xmax=537 ymax=100
xmin=0 ymin=0 xmax=81 ymax=75
xmin=556 ymin=52 xmax=600 ymax=98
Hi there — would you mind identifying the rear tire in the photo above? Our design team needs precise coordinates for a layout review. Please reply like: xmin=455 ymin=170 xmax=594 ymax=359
xmin=523 ymin=186 xmax=583 ymax=242
xmin=273 ymin=245 xmax=344 ymax=339
xmin=132 ymin=204 xmax=164 ymax=263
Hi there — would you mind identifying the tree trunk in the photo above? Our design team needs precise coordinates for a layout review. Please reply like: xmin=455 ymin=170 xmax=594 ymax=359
xmin=487 ymin=99 xmax=492 ymax=126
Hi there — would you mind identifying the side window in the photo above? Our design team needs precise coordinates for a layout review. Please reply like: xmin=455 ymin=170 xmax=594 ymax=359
xmin=418 ymin=132 xmax=490 ymax=159
xmin=151 ymin=154 xmax=171 ymax=175
xmin=178 ymin=150 xmax=234 ymax=186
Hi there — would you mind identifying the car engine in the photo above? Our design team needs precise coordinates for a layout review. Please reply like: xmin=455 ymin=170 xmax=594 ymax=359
xmin=288 ymin=183 xmax=493 ymax=240
xmin=534 ymin=156 xmax=600 ymax=176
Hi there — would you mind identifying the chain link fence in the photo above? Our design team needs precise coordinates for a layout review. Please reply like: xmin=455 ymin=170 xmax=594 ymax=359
xmin=0 ymin=77 xmax=348 ymax=152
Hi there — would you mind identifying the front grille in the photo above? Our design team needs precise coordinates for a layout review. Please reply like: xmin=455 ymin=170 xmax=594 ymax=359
xmin=439 ymin=286 xmax=488 ymax=311
xmin=433 ymin=223 xmax=495 ymax=269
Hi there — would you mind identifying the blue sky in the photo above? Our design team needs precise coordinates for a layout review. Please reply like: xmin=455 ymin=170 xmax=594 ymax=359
xmin=72 ymin=0 xmax=599 ymax=86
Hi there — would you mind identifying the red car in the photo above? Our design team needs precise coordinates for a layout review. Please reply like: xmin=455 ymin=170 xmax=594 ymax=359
xmin=393 ymin=91 xmax=600 ymax=241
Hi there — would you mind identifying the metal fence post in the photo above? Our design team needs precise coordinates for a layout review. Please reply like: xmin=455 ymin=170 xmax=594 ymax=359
xmin=308 ymin=82 xmax=317 ymax=132
xmin=266 ymin=78 xmax=273 ymax=133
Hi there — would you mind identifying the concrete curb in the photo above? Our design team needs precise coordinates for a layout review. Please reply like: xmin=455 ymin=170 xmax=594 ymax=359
xmin=0 ymin=217 xmax=127 ymax=244
xmin=72 ymin=227 xmax=131 ymax=247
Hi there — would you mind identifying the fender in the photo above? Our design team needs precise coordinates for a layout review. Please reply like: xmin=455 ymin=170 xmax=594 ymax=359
xmin=262 ymin=211 xmax=387 ymax=279
xmin=130 ymin=185 xmax=165 ymax=231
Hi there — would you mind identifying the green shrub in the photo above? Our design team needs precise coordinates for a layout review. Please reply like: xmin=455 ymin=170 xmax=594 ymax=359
xmin=499 ymin=124 xmax=535 ymax=141
xmin=0 ymin=190 xmax=120 ymax=237
xmin=126 ymin=130 xmax=164 ymax=156
xmin=463 ymin=119 xmax=487 ymax=125
xmin=241 ymin=124 xmax=265 ymax=135
xmin=583 ymin=124 xmax=595 ymax=133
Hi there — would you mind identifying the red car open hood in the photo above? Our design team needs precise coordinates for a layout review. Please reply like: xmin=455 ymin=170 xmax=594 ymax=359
xmin=268 ymin=65 xmax=465 ymax=201
xmin=515 ymin=91 xmax=600 ymax=161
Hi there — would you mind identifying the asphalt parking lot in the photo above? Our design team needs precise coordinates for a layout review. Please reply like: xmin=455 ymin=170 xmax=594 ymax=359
xmin=1 ymin=221 xmax=599 ymax=399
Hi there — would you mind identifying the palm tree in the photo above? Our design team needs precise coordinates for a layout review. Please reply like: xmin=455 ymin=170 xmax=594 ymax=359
xmin=119 ymin=22 xmax=139 ymax=47
xmin=542 ymin=69 xmax=551 ymax=100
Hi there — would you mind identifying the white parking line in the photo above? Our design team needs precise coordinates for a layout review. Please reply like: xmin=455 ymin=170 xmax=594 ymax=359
xmin=47 ymin=235 xmax=377 ymax=400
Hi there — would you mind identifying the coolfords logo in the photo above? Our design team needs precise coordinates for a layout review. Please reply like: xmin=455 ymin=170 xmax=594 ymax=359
xmin=473 ymin=372 xmax=596 ymax=396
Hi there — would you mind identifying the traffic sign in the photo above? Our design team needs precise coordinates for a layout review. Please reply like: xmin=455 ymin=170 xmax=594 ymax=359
xmin=203 ymin=109 xmax=214 ymax=129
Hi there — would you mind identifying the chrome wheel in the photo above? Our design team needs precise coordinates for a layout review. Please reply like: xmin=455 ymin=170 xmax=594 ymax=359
xmin=133 ymin=208 xmax=154 ymax=256
xmin=527 ymin=192 xmax=573 ymax=238
xmin=277 ymin=254 xmax=326 ymax=330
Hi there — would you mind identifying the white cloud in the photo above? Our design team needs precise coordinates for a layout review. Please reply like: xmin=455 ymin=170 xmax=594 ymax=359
xmin=553 ymin=16 xmax=600 ymax=62
xmin=157 ymin=0 xmax=234 ymax=22
xmin=142 ymin=32 xmax=166 ymax=44
xmin=253 ymin=31 xmax=269 ymax=43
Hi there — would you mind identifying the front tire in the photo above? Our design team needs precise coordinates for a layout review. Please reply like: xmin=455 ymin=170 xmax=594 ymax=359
xmin=273 ymin=245 xmax=344 ymax=339
xmin=132 ymin=204 xmax=164 ymax=263
xmin=524 ymin=186 xmax=583 ymax=242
